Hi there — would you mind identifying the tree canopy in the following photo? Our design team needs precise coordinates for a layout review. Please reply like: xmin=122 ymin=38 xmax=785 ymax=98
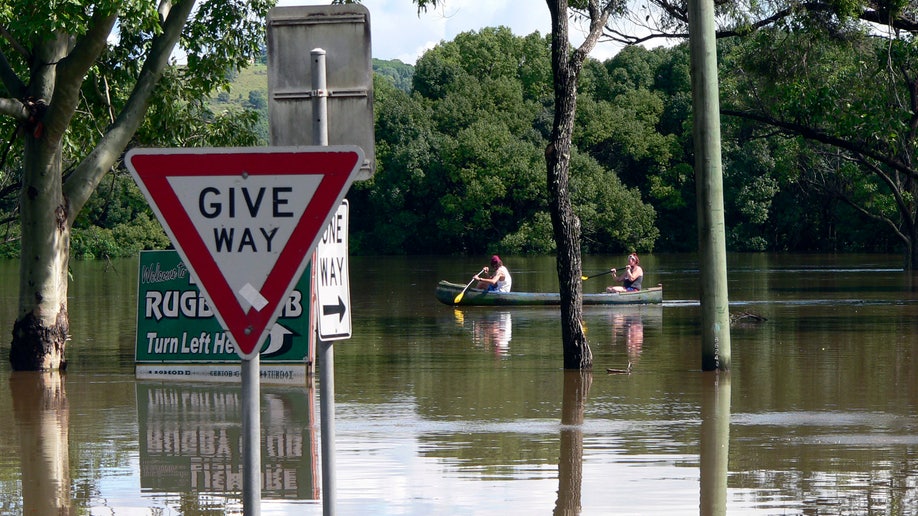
xmin=350 ymin=26 xmax=659 ymax=256
xmin=0 ymin=0 xmax=273 ymax=370
xmin=3 ymin=1 xmax=917 ymax=263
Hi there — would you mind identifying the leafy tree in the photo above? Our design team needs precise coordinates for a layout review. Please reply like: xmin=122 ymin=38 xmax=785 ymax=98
xmin=721 ymin=21 xmax=918 ymax=265
xmin=0 ymin=0 xmax=271 ymax=370
xmin=353 ymin=25 xmax=657 ymax=260
xmin=611 ymin=0 xmax=918 ymax=266
xmin=404 ymin=0 xmax=644 ymax=370
xmin=373 ymin=58 xmax=414 ymax=92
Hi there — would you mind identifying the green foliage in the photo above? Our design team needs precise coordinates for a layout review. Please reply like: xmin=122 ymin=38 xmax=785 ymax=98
xmin=500 ymin=212 xmax=555 ymax=254
xmin=5 ymin=0 xmax=908 ymax=262
xmin=353 ymin=27 xmax=658 ymax=255
xmin=373 ymin=58 xmax=414 ymax=92
xmin=718 ymin=15 xmax=917 ymax=256
xmin=71 ymin=213 xmax=169 ymax=260
xmin=570 ymin=152 xmax=659 ymax=254
xmin=0 ymin=0 xmax=272 ymax=263
xmin=72 ymin=170 xmax=170 ymax=259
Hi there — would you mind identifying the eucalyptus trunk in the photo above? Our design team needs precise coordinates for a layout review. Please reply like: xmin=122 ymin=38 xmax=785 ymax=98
xmin=11 ymin=133 xmax=72 ymax=370
xmin=6 ymin=1 xmax=195 ymax=371
xmin=10 ymin=34 xmax=75 ymax=371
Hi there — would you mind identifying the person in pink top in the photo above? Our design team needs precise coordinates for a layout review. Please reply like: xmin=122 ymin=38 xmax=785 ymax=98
xmin=606 ymin=253 xmax=643 ymax=292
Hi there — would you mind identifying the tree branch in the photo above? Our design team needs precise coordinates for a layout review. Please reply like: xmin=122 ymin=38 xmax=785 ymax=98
xmin=722 ymin=108 xmax=918 ymax=179
xmin=571 ymin=0 xmax=614 ymax=69
xmin=0 ymin=97 xmax=27 ymax=121
xmin=609 ymin=1 xmax=918 ymax=47
xmin=860 ymin=154 xmax=915 ymax=238
xmin=44 ymin=10 xmax=118 ymax=143
xmin=0 ymin=49 xmax=25 ymax=98
xmin=0 ymin=24 xmax=30 ymax=61
xmin=63 ymin=0 xmax=196 ymax=219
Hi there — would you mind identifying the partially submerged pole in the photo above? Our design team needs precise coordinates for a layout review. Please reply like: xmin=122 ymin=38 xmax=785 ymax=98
xmin=312 ymin=48 xmax=337 ymax=516
xmin=688 ymin=0 xmax=731 ymax=371
xmin=241 ymin=356 xmax=261 ymax=515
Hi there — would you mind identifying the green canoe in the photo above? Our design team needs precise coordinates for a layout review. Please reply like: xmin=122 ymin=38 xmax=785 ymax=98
xmin=435 ymin=280 xmax=663 ymax=306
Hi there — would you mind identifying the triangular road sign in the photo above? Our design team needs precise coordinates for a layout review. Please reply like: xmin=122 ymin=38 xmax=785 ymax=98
xmin=126 ymin=146 xmax=364 ymax=359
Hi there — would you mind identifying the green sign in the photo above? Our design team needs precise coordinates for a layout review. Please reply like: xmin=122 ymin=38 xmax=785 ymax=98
xmin=136 ymin=250 xmax=312 ymax=363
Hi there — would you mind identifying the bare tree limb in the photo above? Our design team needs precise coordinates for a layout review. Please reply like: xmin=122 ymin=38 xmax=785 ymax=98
xmin=0 ymin=97 xmax=27 ymax=121
xmin=722 ymin=108 xmax=918 ymax=180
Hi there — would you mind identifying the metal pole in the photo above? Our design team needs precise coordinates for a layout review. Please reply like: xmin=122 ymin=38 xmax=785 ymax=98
xmin=242 ymin=355 xmax=261 ymax=515
xmin=312 ymin=47 xmax=336 ymax=516
xmin=318 ymin=339 xmax=336 ymax=516
xmin=312 ymin=49 xmax=329 ymax=146
xmin=688 ymin=0 xmax=731 ymax=371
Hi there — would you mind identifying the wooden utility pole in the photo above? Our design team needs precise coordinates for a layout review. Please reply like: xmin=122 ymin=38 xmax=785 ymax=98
xmin=688 ymin=0 xmax=731 ymax=371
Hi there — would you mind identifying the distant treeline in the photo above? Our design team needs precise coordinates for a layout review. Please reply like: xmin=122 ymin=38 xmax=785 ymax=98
xmin=17 ymin=23 xmax=907 ymax=260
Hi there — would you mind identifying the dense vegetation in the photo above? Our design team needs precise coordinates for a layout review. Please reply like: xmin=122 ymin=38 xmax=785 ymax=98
xmin=0 ymin=21 xmax=910 ymax=260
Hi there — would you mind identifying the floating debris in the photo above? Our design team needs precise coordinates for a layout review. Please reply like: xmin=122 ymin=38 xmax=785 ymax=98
xmin=606 ymin=362 xmax=633 ymax=375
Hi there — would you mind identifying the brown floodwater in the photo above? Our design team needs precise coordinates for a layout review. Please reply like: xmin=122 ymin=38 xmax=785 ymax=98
xmin=0 ymin=252 xmax=916 ymax=515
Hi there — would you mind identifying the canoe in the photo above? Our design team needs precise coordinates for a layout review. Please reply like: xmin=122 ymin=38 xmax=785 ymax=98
xmin=435 ymin=280 xmax=663 ymax=306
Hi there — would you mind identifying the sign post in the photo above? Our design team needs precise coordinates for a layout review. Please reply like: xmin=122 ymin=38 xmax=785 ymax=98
xmin=127 ymin=146 xmax=363 ymax=516
xmin=268 ymin=6 xmax=373 ymax=514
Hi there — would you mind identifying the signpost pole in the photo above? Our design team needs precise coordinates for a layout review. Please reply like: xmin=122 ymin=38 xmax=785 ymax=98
xmin=242 ymin=355 xmax=261 ymax=515
xmin=313 ymin=48 xmax=337 ymax=516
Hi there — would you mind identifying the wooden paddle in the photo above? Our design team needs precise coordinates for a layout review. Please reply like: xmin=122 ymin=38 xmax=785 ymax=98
xmin=454 ymin=268 xmax=487 ymax=304
xmin=581 ymin=266 xmax=627 ymax=281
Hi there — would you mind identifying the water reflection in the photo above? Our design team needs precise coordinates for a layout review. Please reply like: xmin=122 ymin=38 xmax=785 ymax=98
xmin=600 ymin=306 xmax=663 ymax=366
xmin=3 ymin=254 xmax=918 ymax=513
xmin=136 ymin=381 xmax=318 ymax=509
xmin=9 ymin=372 xmax=72 ymax=515
xmin=554 ymin=370 xmax=591 ymax=516
xmin=610 ymin=311 xmax=645 ymax=363
xmin=700 ymin=372 xmax=730 ymax=516
xmin=453 ymin=309 xmax=513 ymax=356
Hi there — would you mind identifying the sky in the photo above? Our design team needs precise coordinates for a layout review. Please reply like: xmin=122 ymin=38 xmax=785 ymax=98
xmin=275 ymin=0 xmax=627 ymax=64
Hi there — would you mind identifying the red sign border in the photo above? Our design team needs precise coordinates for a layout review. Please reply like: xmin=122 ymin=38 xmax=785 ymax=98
xmin=126 ymin=146 xmax=363 ymax=359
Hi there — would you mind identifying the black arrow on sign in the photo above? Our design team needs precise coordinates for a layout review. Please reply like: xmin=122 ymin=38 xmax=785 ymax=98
xmin=322 ymin=296 xmax=347 ymax=322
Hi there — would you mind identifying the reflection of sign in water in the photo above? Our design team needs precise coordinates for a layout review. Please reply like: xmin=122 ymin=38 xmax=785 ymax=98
xmin=137 ymin=383 xmax=318 ymax=500
xmin=135 ymin=250 xmax=313 ymax=382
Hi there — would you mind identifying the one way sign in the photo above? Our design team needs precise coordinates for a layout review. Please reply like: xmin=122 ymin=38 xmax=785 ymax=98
xmin=316 ymin=201 xmax=351 ymax=340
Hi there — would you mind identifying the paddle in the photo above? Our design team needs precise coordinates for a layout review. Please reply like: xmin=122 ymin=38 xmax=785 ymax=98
xmin=581 ymin=266 xmax=627 ymax=281
xmin=454 ymin=268 xmax=487 ymax=304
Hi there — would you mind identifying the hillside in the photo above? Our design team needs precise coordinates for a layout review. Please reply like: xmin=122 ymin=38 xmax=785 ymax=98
xmin=210 ymin=58 xmax=414 ymax=115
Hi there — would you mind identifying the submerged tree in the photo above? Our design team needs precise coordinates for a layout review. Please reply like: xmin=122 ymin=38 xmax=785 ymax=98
xmin=545 ymin=0 xmax=623 ymax=370
xmin=0 ymin=1 xmax=270 ymax=370
xmin=407 ymin=0 xmax=625 ymax=369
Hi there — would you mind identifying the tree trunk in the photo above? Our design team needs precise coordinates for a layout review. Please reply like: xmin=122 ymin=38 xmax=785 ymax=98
xmin=546 ymin=138 xmax=592 ymax=370
xmin=11 ymin=141 xmax=71 ymax=371
xmin=554 ymin=370 xmax=592 ymax=515
xmin=546 ymin=0 xmax=592 ymax=370
xmin=10 ymin=38 xmax=71 ymax=371
xmin=10 ymin=371 xmax=72 ymax=513
xmin=6 ymin=2 xmax=195 ymax=371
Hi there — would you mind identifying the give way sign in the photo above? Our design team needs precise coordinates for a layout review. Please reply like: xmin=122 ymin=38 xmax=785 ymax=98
xmin=126 ymin=146 xmax=364 ymax=360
